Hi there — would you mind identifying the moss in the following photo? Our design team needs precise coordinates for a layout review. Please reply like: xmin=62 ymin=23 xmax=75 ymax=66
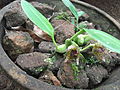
xmin=44 ymin=56 xmax=56 ymax=65
xmin=71 ymin=63 xmax=80 ymax=80
xmin=86 ymin=56 xmax=99 ymax=65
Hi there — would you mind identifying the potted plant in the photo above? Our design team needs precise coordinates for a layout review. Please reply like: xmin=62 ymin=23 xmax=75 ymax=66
xmin=0 ymin=0 xmax=120 ymax=90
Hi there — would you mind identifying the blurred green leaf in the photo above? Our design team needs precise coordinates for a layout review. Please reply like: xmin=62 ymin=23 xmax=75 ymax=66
xmin=77 ymin=11 xmax=85 ymax=17
xmin=21 ymin=0 xmax=54 ymax=38
xmin=84 ymin=29 xmax=120 ymax=54
xmin=62 ymin=0 xmax=78 ymax=20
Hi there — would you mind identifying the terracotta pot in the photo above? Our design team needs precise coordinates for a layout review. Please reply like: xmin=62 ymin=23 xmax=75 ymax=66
xmin=0 ymin=0 xmax=120 ymax=90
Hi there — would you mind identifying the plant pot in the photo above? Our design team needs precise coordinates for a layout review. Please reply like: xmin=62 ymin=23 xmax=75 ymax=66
xmin=83 ymin=0 xmax=120 ymax=23
xmin=0 ymin=0 xmax=120 ymax=90
xmin=0 ymin=0 xmax=14 ymax=9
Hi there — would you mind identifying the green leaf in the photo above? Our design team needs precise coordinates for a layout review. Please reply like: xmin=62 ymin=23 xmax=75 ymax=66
xmin=21 ymin=0 xmax=54 ymax=37
xmin=62 ymin=0 xmax=78 ymax=20
xmin=77 ymin=11 xmax=85 ymax=17
xmin=84 ymin=29 xmax=120 ymax=54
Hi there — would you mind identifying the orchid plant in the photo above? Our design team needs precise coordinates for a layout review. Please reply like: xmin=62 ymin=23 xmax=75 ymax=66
xmin=21 ymin=0 xmax=120 ymax=55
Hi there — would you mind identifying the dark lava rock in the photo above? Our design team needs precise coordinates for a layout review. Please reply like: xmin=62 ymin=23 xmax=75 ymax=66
xmin=2 ymin=31 xmax=34 ymax=60
xmin=86 ymin=65 xmax=108 ymax=85
xmin=4 ymin=11 xmax=26 ymax=28
xmin=52 ymin=20 xmax=75 ymax=44
xmin=101 ymin=67 xmax=120 ymax=86
xmin=3 ymin=1 xmax=27 ymax=29
xmin=38 ymin=41 xmax=55 ymax=53
xmin=31 ymin=1 xmax=54 ymax=18
xmin=58 ymin=60 xmax=89 ymax=89
xmin=3 ymin=1 xmax=54 ymax=29
xmin=16 ymin=52 xmax=49 ymax=76
xmin=39 ymin=70 xmax=62 ymax=86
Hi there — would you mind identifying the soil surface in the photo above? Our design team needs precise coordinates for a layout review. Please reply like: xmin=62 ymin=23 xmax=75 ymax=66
xmin=0 ymin=0 xmax=120 ymax=89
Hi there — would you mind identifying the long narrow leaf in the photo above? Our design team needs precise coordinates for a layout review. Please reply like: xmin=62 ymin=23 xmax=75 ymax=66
xmin=21 ymin=0 xmax=54 ymax=37
xmin=62 ymin=0 xmax=78 ymax=20
xmin=84 ymin=29 xmax=120 ymax=54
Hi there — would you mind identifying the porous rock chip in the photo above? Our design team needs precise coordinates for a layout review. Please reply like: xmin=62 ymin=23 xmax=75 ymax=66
xmin=16 ymin=52 xmax=49 ymax=76
xmin=2 ymin=31 xmax=34 ymax=60
xmin=3 ymin=1 xmax=27 ymax=28
xmin=86 ymin=65 xmax=108 ymax=85
xmin=38 ymin=41 xmax=55 ymax=53
xmin=31 ymin=1 xmax=54 ymax=18
xmin=58 ymin=60 xmax=89 ymax=89
xmin=3 ymin=1 xmax=54 ymax=29
xmin=4 ymin=11 xmax=26 ymax=28
xmin=52 ymin=20 xmax=75 ymax=44
xmin=39 ymin=70 xmax=61 ymax=86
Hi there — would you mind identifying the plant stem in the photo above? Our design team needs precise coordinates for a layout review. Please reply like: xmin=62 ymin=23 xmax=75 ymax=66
xmin=52 ymin=36 xmax=58 ymax=48
xmin=80 ymin=44 xmax=95 ymax=52
xmin=70 ymin=29 xmax=85 ymax=41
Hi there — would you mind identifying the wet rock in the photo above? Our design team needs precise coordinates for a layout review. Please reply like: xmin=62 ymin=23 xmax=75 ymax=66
xmin=38 ymin=41 xmax=55 ymax=53
xmin=58 ymin=60 xmax=89 ymax=89
xmin=2 ymin=31 xmax=34 ymax=60
xmin=86 ymin=65 xmax=108 ymax=85
xmin=31 ymin=1 xmax=54 ymax=18
xmin=52 ymin=20 xmax=75 ymax=44
xmin=39 ymin=70 xmax=62 ymax=86
xmin=16 ymin=52 xmax=49 ymax=76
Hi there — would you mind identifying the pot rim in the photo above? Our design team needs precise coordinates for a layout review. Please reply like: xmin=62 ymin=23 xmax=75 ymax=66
xmin=0 ymin=0 xmax=120 ymax=90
